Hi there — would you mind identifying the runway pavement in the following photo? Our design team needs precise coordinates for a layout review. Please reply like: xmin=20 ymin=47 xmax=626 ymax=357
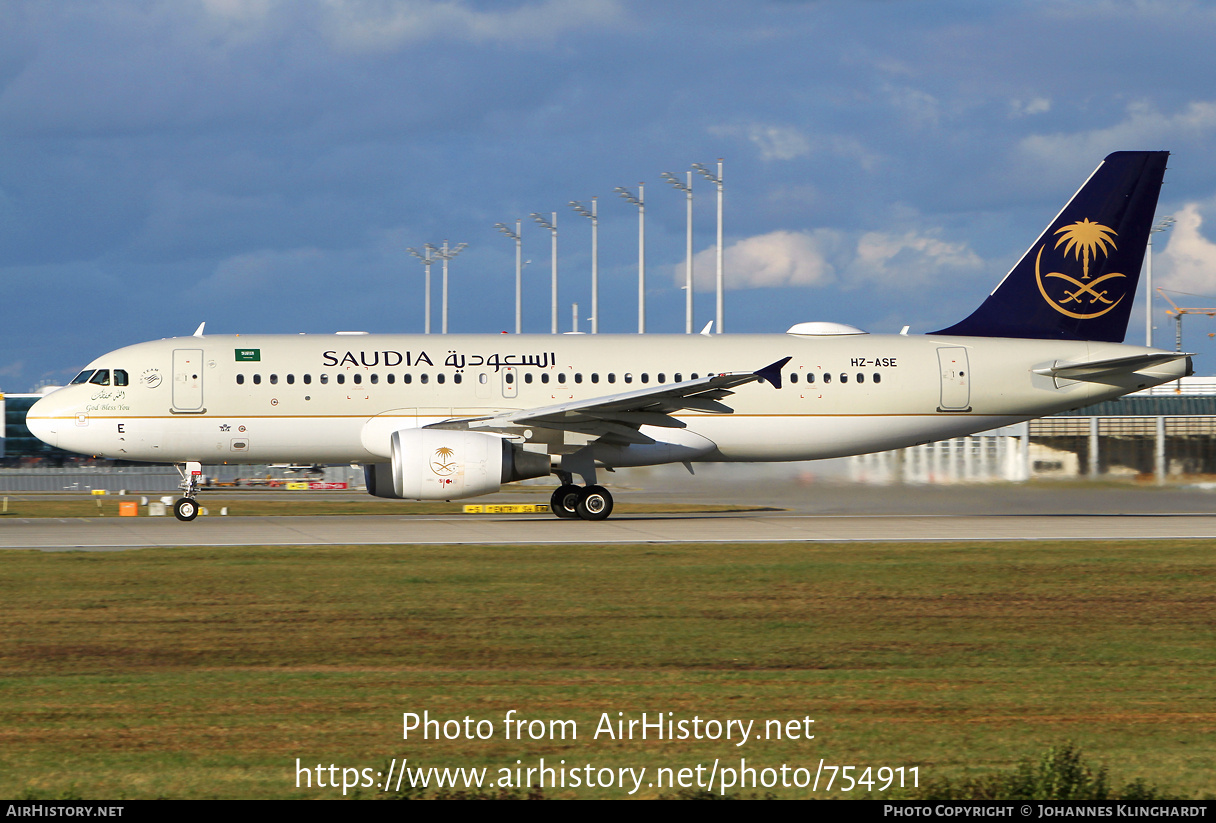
xmin=5 ymin=513 xmax=1216 ymax=551
xmin=4 ymin=476 xmax=1216 ymax=550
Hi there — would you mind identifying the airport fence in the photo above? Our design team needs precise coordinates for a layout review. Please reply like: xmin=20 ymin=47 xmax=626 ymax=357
xmin=0 ymin=464 xmax=365 ymax=493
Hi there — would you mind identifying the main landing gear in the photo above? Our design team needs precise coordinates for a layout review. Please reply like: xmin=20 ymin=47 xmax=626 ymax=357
xmin=550 ymin=483 xmax=614 ymax=521
xmin=174 ymin=461 xmax=203 ymax=522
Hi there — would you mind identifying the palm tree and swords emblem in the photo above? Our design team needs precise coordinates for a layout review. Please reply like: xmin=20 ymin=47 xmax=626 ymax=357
xmin=1034 ymin=218 xmax=1126 ymax=320
xmin=431 ymin=446 xmax=457 ymax=477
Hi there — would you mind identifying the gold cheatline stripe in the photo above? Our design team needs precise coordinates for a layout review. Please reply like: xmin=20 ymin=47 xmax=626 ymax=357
xmin=33 ymin=411 xmax=989 ymax=422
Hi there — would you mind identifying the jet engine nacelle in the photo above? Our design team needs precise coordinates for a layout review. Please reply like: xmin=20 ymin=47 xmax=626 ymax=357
xmin=364 ymin=429 xmax=549 ymax=500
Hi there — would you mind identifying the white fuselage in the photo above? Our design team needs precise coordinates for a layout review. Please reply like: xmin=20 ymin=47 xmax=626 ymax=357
xmin=26 ymin=331 xmax=1187 ymax=469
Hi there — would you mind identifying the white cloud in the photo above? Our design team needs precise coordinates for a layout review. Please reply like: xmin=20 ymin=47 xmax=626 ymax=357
xmin=676 ymin=230 xmax=840 ymax=292
xmin=1157 ymin=202 xmax=1216 ymax=296
xmin=1017 ymin=100 xmax=1216 ymax=173
xmin=1010 ymin=97 xmax=1051 ymax=117
xmin=709 ymin=123 xmax=882 ymax=168
xmin=884 ymin=84 xmax=941 ymax=130
xmin=745 ymin=125 xmax=812 ymax=161
xmin=314 ymin=0 xmax=626 ymax=51
xmin=843 ymin=230 xmax=982 ymax=288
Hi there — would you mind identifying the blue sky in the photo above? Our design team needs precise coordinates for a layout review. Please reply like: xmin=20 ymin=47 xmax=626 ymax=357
xmin=6 ymin=0 xmax=1216 ymax=390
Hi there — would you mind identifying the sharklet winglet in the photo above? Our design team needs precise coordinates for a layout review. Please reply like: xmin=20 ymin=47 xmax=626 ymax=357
xmin=754 ymin=357 xmax=792 ymax=389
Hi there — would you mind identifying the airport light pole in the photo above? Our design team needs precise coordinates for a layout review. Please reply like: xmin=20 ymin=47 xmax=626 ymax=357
xmin=662 ymin=171 xmax=694 ymax=333
xmin=692 ymin=159 xmax=724 ymax=333
xmin=568 ymin=198 xmax=598 ymax=334
xmin=433 ymin=240 xmax=467 ymax=335
xmin=407 ymin=244 xmax=440 ymax=334
xmin=494 ymin=220 xmax=523 ymax=334
xmin=615 ymin=183 xmax=646 ymax=333
xmin=1146 ymin=215 xmax=1175 ymax=347
xmin=531 ymin=212 xmax=559 ymax=334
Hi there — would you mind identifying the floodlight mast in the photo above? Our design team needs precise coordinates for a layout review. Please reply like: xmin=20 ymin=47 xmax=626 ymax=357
xmin=1146 ymin=216 xmax=1175 ymax=347
xmin=616 ymin=183 xmax=646 ymax=333
xmin=662 ymin=171 xmax=694 ymax=333
xmin=568 ymin=198 xmax=598 ymax=334
xmin=692 ymin=159 xmax=724 ymax=333
xmin=494 ymin=220 xmax=523 ymax=334
xmin=432 ymin=240 xmax=467 ymax=334
xmin=531 ymin=212 xmax=559 ymax=334
xmin=407 ymin=244 xmax=440 ymax=334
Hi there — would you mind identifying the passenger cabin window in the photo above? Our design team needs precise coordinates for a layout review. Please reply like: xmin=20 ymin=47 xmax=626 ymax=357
xmin=437 ymin=374 xmax=445 ymax=384
xmin=320 ymin=374 xmax=329 ymax=384
xmin=525 ymin=373 xmax=533 ymax=384
xmin=304 ymin=374 xmax=312 ymax=385
xmin=236 ymin=374 xmax=245 ymax=385
xmin=253 ymin=374 xmax=262 ymax=385
xmin=270 ymin=374 xmax=279 ymax=385
xmin=337 ymin=374 xmax=345 ymax=384
xmin=421 ymin=374 xmax=429 ymax=384
xmin=287 ymin=374 xmax=295 ymax=385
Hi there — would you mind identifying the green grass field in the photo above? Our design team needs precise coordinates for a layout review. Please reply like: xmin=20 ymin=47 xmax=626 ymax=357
xmin=1 ymin=540 xmax=1212 ymax=799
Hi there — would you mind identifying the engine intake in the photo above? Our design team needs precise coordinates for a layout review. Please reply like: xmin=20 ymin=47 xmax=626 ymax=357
xmin=365 ymin=429 xmax=549 ymax=500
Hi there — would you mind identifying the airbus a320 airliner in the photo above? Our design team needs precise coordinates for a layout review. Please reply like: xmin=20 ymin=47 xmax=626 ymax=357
xmin=27 ymin=151 xmax=1189 ymax=521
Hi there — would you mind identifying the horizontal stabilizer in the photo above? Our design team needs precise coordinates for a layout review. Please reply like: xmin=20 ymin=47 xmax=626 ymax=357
xmin=1033 ymin=352 xmax=1192 ymax=380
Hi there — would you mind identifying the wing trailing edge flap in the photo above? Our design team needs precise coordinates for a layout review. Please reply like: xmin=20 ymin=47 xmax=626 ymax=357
xmin=426 ymin=357 xmax=792 ymax=443
xmin=1032 ymin=352 xmax=1192 ymax=380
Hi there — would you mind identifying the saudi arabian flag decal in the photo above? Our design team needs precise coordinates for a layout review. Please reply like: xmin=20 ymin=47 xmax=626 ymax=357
xmin=235 ymin=349 xmax=261 ymax=362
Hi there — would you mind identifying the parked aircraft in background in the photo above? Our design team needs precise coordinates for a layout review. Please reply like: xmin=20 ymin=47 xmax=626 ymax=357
xmin=27 ymin=151 xmax=1188 ymax=521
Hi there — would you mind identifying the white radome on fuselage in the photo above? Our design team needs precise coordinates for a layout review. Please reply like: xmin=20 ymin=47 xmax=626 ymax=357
xmin=27 ymin=330 xmax=1187 ymax=467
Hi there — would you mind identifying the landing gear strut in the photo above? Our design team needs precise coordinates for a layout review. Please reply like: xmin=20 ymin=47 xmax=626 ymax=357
xmin=174 ymin=461 xmax=203 ymax=522
xmin=550 ymin=482 xmax=614 ymax=521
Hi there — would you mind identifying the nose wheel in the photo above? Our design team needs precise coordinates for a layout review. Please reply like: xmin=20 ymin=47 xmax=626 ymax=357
xmin=550 ymin=484 xmax=613 ymax=521
xmin=173 ymin=497 xmax=199 ymax=521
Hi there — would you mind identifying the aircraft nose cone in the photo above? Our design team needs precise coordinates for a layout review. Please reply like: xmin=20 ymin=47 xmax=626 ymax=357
xmin=25 ymin=397 xmax=58 ymax=448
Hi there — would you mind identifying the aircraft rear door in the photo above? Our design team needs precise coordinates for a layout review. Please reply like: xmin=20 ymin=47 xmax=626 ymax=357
xmin=937 ymin=347 xmax=971 ymax=412
xmin=172 ymin=349 xmax=204 ymax=412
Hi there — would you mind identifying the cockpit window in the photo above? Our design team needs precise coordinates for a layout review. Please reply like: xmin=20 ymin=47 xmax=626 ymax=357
xmin=114 ymin=369 xmax=128 ymax=386
xmin=71 ymin=370 xmax=95 ymax=384
xmin=88 ymin=370 xmax=111 ymax=386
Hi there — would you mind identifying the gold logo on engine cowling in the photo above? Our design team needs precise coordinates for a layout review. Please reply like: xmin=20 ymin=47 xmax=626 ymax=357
xmin=431 ymin=446 xmax=457 ymax=476
xmin=1035 ymin=218 xmax=1126 ymax=320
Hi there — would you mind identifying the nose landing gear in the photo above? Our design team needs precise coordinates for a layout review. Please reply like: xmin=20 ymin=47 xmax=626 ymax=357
xmin=174 ymin=461 xmax=203 ymax=522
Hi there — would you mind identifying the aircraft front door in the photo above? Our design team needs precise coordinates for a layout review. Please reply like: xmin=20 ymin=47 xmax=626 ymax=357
xmin=937 ymin=347 xmax=971 ymax=412
xmin=172 ymin=349 xmax=204 ymax=412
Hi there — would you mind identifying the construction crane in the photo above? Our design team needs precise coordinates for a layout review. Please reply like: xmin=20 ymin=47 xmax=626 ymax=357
xmin=1157 ymin=288 xmax=1216 ymax=352
xmin=1157 ymin=288 xmax=1216 ymax=393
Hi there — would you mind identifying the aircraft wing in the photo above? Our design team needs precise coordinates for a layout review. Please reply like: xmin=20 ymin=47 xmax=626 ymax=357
xmin=426 ymin=356 xmax=790 ymax=445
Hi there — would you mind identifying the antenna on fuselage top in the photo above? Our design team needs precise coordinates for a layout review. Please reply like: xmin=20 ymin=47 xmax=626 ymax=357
xmin=193 ymin=322 xmax=206 ymax=338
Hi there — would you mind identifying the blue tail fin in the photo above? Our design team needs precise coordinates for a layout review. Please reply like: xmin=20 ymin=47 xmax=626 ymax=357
xmin=932 ymin=151 xmax=1169 ymax=343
